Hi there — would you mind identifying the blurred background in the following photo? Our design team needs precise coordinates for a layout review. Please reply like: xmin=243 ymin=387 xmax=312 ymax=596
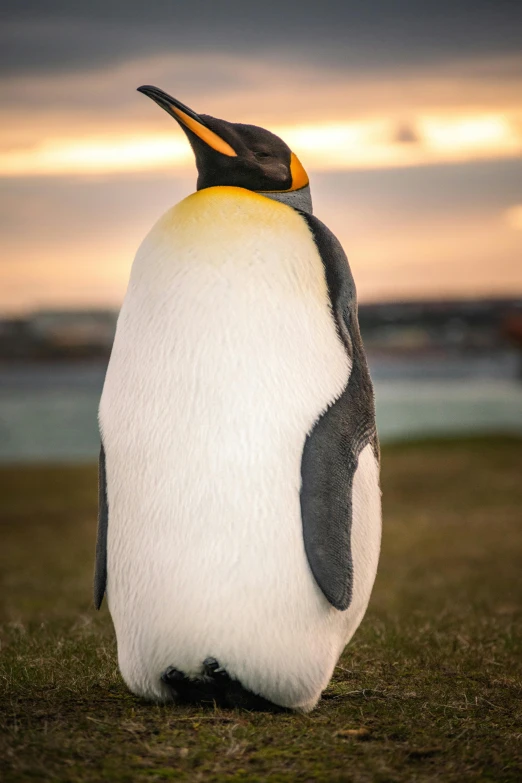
xmin=2 ymin=7 xmax=522 ymax=779
xmin=1 ymin=0 xmax=522 ymax=460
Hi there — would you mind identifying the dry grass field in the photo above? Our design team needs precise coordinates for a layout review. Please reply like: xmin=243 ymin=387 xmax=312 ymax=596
xmin=1 ymin=436 xmax=521 ymax=782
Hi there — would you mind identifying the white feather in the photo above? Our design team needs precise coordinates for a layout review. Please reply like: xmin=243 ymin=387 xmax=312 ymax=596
xmin=100 ymin=186 xmax=381 ymax=711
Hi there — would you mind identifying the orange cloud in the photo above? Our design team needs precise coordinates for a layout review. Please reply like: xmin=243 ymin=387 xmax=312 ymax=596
xmin=1 ymin=51 xmax=521 ymax=313
xmin=0 ymin=111 xmax=520 ymax=178
xmin=0 ymin=52 xmax=521 ymax=178
xmin=505 ymin=204 xmax=522 ymax=230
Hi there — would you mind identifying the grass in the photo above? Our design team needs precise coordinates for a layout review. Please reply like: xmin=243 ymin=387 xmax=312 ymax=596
xmin=1 ymin=436 xmax=521 ymax=782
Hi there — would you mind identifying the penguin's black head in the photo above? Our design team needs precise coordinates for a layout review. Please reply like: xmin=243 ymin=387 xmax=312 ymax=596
xmin=137 ymin=85 xmax=309 ymax=194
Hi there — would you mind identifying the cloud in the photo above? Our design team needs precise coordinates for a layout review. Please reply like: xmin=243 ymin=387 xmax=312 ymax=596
xmin=0 ymin=50 xmax=521 ymax=177
xmin=1 ymin=3 xmax=521 ymax=312
xmin=2 ymin=0 xmax=522 ymax=77
xmin=505 ymin=204 xmax=522 ymax=230
xmin=393 ymin=123 xmax=420 ymax=145
xmin=1 ymin=108 xmax=520 ymax=178
xmin=2 ymin=159 xmax=522 ymax=313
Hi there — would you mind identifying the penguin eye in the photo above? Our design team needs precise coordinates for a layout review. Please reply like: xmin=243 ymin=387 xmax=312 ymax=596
xmin=254 ymin=151 xmax=272 ymax=160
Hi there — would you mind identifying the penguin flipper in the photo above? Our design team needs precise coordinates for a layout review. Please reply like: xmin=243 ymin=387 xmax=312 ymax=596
xmin=94 ymin=442 xmax=108 ymax=609
xmin=298 ymin=213 xmax=379 ymax=612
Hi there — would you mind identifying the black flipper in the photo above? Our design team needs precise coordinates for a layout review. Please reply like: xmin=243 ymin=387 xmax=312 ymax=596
xmin=298 ymin=212 xmax=379 ymax=612
xmin=94 ymin=443 xmax=108 ymax=609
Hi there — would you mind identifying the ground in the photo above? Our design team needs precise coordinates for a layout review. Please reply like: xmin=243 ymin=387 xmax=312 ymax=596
xmin=1 ymin=436 xmax=521 ymax=782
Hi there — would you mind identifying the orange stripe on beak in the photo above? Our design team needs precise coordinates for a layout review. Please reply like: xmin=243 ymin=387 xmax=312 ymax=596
xmin=169 ymin=105 xmax=237 ymax=157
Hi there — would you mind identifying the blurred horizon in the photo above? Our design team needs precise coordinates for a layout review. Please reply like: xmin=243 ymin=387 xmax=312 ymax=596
xmin=1 ymin=1 xmax=522 ymax=314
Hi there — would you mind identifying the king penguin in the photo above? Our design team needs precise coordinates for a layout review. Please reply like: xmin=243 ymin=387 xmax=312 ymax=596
xmin=94 ymin=85 xmax=382 ymax=712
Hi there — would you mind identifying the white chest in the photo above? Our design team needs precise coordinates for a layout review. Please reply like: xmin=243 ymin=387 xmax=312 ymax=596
xmin=101 ymin=188 xmax=350 ymax=486
xmin=99 ymin=188 xmax=357 ymax=707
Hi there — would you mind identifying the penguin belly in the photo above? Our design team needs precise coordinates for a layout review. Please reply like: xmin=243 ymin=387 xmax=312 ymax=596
xmin=100 ymin=186 xmax=381 ymax=711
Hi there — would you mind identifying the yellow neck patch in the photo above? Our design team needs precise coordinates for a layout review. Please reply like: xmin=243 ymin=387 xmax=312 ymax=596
xmin=289 ymin=152 xmax=309 ymax=190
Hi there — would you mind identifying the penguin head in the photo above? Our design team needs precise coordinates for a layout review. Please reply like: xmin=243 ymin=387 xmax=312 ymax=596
xmin=137 ymin=85 xmax=309 ymax=196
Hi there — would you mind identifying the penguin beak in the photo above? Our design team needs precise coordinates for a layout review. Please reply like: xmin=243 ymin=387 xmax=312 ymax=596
xmin=137 ymin=85 xmax=237 ymax=158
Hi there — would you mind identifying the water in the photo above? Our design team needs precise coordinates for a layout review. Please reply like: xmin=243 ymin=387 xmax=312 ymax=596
xmin=0 ymin=355 xmax=521 ymax=462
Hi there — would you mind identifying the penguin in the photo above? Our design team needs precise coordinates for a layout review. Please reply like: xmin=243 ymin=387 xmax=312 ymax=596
xmin=94 ymin=85 xmax=381 ymax=712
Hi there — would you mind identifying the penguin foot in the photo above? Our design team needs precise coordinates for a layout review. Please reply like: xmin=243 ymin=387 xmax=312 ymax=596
xmin=161 ymin=659 xmax=287 ymax=712
xmin=161 ymin=666 xmax=217 ymax=706
xmin=202 ymin=657 xmax=227 ymax=678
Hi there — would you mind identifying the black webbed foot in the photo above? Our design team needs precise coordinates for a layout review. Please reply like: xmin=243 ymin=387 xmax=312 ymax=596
xmin=161 ymin=659 xmax=288 ymax=712
xmin=203 ymin=656 xmax=228 ymax=679
xmin=161 ymin=666 xmax=185 ymax=685
xmin=161 ymin=665 xmax=217 ymax=705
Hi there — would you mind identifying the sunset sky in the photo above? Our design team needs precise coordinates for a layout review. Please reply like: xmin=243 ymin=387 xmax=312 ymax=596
xmin=1 ymin=0 xmax=521 ymax=313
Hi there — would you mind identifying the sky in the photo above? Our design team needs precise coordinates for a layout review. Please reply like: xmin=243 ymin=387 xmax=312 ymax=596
xmin=1 ymin=0 xmax=521 ymax=313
